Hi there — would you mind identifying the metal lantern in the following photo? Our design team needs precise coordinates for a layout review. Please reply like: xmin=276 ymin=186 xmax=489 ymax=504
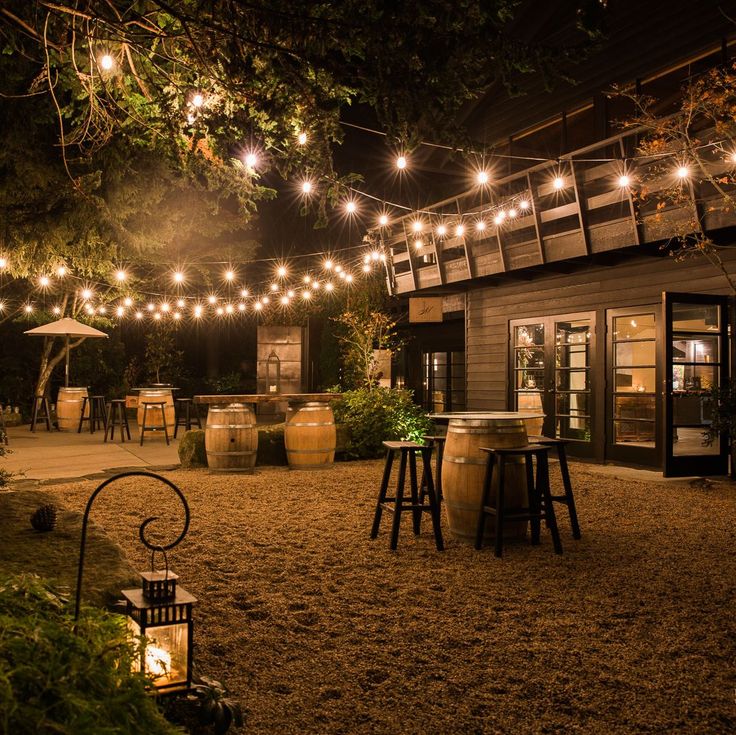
xmin=122 ymin=568 xmax=196 ymax=694
xmin=266 ymin=349 xmax=281 ymax=394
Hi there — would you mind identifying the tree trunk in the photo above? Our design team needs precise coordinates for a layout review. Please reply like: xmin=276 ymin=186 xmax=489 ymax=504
xmin=34 ymin=336 xmax=87 ymax=398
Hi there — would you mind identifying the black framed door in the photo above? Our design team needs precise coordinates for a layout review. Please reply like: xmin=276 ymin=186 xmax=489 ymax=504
xmin=663 ymin=292 xmax=729 ymax=477
xmin=421 ymin=351 xmax=466 ymax=413
xmin=605 ymin=305 xmax=661 ymax=467
xmin=509 ymin=312 xmax=595 ymax=456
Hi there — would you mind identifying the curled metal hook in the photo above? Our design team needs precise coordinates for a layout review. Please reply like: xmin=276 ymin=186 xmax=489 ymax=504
xmin=74 ymin=471 xmax=190 ymax=620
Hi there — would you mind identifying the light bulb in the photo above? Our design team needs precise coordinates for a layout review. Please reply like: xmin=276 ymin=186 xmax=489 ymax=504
xmin=270 ymin=283 xmax=278 ymax=292
xmin=176 ymin=299 xmax=185 ymax=308
xmin=225 ymin=304 xmax=234 ymax=314
xmin=476 ymin=220 xmax=486 ymax=232
xmin=281 ymin=295 xmax=290 ymax=305
xmin=324 ymin=259 xmax=333 ymax=270
xmin=173 ymin=312 xmax=181 ymax=320
xmin=238 ymin=302 xmax=246 ymax=311
xmin=287 ymin=290 xmax=295 ymax=298
xmin=194 ymin=305 xmax=203 ymax=318
xmin=81 ymin=289 xmax=93 ymax=300
xmin=191 ymin=92 xmax=204 ymax=108
xmin=362 ymin=264 xmax=371 ymax=273
xmin=455 ymin=224 xmax=465 ymax=237
xmin=262 ymin=296 xmax=270 ymax=304
xmin=436 ymin=224 xmax=447 ymax=237
xmin=676 ymin=165 xmax=689 ymax=179
xmin=379 ymin=214 xmax=389 ymax=226
xmin=302 ymin=290 xmax=311 ymax=299
xmin=98 ymin=306 xmax=107 ymax=315
xmin=519 ymin=200 xmax=530 ymax=210
xmin=0 ymin=257 xmax=6 ymax=269
xmin=100 ymin=54 xmax=114 ymax=71
xmin=224 ymin=270 xmax=235 ymax=281
xmin=147 ymin=303 xmax=155 ymax=311
xmin=396 ymin=155 xmax=407 ymax=170
xmin=325 ymin=282 xmax=334 ymax=292
xmin=508 ymin=208 xmax=518 ymax=218
xmin=277 ymin=266 xmax=287 ymax=278
xmin=135 ymin=311 xmax=143 ymax=319
xmin=161 ymin=302 xmax=170 ymax=312
xmin=553 ymin=176 xmax=565 ymax=190
xmin=39 ymin=275 xmax=50 ymax=287
xmin=124 ymin=297 xmax=133 ymax=307
xmin=371 ymin=251 xmax=380 ymax=261
xmin=297 ymin=131 xmax=307 ymax=145
xmin=240 ymin=288 xmax=249 ymax=298
xmin=345 ymin=200 xmax=357 ymax=214
xmin=154 ymin=312 xmax=162 ymax=320
xmin=301 ymin=180 xmax=313 ymax=194
xmin=56 ymin=266 xmax=66 ymax=277
xmin=411 ymin=220 xmax=423 ymax=233
xmin=115 ymin=269 xmax=127 ymax=282
xmin=254 ymin=302 xmax=263 ymax=311
xmin=414 ymin=239 xmax=423 ymax=249
xmin=116 ymin=306 xmax=124 ymax=317
xmin=208 ymin=295 xmax=217 ymax=304
xmin=216 ymin=307 xmax=224 ymax=315
xmin=345 ymin=274 xmax=353 ymax=283
xmin=476 ymin=171 xmax=489 ymax=185
xmin=618 ymin=175 xmax=630 ymax=187
xmin=53 ymin=306 xmax=61 ymax=315
xmin=245 ymin=152 xmax=258 ymax=168
xmin=173 ymin=271 xmax=184 ymax=283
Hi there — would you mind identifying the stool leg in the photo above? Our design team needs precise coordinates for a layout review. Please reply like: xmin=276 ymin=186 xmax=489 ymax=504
xmin=371 ymin=449 xmax=394 ymax=539
xmin=161 ymin=405 xmax=170 ymax=445
xmin=139 ymin=404 xmax=147 ymax=446
xmin=123 ymin=407 xmax=131 ymax=441
xmin=558 ymin=445 xmax=581 ymax=539
xmin=539 ymin=451 xmax=563 ymax=555
xmin=104 ymin=404 xmax=111 ymax=443
xmin=435 ymin=440 xmax=444 ymax=502
xmin=475 ymin=454 xmax=495 ymax=550
xmin=408 ymin=450 xmax=421 ymax=536
xmin=174 ymin=402 xmax=181 ymax=438
xmin=527 ymin=454 xmax=541 ymax=546
xmin=421 ymin=448 xmax=444 ymax=551
xmin=389 ymin=451 xmax=408 ymax=550
xmin=77 ymin=397 xmax=88 ymax=433
xmin=494 ymin=457 xmax=506 ymax=558
xmin=30 ymin=398 xmax=38 ymax=432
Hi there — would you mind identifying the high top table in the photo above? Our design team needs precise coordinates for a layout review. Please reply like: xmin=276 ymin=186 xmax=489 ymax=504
xmin=429 ymin=411 xmax=544 ymax=543
xmin=194 ymin=394 xmax=341 ymax=470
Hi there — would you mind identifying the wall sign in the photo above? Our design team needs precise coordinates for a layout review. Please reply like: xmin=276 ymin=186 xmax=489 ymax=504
xmin=409 ymin=297 xmax=444 ymax=323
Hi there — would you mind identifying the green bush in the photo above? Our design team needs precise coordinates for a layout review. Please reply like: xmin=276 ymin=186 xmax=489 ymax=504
xmin=0 ymin=574 xmax=182 ymax=735
xmin=333 ymin=388 xmax=432 ymax=459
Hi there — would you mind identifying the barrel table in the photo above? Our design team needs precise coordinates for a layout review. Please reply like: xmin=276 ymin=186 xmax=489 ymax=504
xmin=284 ymin=401 xmax=336 ymax=470
xmin=430 ymin=412 xmax=544 ymax=544
xmin=205 ymin=403 xmax=258 ymax=473
xmin=136 ymin=388 xmax=175 ymax=430
xmin=57 ymin=387 xmax=89 ymax=431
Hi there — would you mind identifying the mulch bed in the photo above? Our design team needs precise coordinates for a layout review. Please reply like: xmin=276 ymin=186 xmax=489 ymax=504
xmin=43 ymin=462 xmax=736 ymax=734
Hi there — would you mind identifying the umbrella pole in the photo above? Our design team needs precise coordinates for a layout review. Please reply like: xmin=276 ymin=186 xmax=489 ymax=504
xmin=65 ymin=334 xmax=70 ymax=387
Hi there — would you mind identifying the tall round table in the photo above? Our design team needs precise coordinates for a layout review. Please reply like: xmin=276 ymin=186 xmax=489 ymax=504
xmin=430 ymin=411 xmax=545 ymax=544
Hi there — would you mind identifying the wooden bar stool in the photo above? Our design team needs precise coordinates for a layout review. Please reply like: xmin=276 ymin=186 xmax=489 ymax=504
xmin=77 ymin=395 xmax=107 ymax=434
xmin=30 ymin=396 xmax=52 ymax=432
xmin=371 ymin=441 xmax=444 ymax=551
xmin=139 ymin=401 xmax=170 ymax=446
xmin=173 ymin=397 xmax=202 ymax=438
xmin=530 ymin=436 xmax=581 ymax=539
xmin=105 ymin=399 xmax=131 ymax=443
xmin=475 ymin=444 xmax=563 ymax=558
xmin=420 ymin=434 xmax=446 ymax=503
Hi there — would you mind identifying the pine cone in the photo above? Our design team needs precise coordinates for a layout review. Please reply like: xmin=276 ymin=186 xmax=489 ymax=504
xmin=30 ymin=503 xmax=57 ymax=532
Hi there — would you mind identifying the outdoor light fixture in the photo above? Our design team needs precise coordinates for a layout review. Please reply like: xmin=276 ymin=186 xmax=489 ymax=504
xmin=57 ymin=265 xmax=67 ymax=277
xmin=436 ymin=224 xmax=447 ymax=237
xmin=345 ymin=200 xmax=357 ymax=214
xmin=266 ymin=350 xmax=281 ymax=393
xmin=116 ymin=270 xmax=127 ymax=282
xmin=378 ymin=214 xmax=389 ymax=226
xmin=191 ymin=93 xmax=204 ymax=108
xmin=476 ymin=220 xmax=486 ymax=232
xmin=173 ymin=272 xmax=184 ymax=283
xmin=244 ymin=152 xmax=258 ymax=168
xmin=519 ymin=199 xmax=530 ymax=210
xmin=277 ymin=266 xmax=288 ymax=278
xmin=100 ymin=54 xmax=114 ymax=71
xmin=396 ymin=155 xmax=407 ymax=170
xmin=224 ymin=270 xmax=235 ymax=282
xmin=301 ymin=180 xmax=313 ymax=194
xmin=476 ymin=171 xmax=489 ymax=185
xmin=553 ymin=176 xmax=565 ymax=190
xmin=618 ymin=175 xmax=631 ymax=187
xmin=411 ymin=220 xmax=423 ymax=233
xmin=676 ymin=165 xmax=690 ymax=179
xmin=455 ymin=224 xmax=465 ymax=237
xmin=297 ymin=131 xmax=307 ymax=145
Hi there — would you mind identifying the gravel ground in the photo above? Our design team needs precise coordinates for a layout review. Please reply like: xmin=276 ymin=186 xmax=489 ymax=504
xmin=45 ymin=461 xmax=736 ymax=734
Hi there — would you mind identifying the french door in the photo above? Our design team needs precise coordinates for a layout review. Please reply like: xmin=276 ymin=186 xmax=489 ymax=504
xmin=509 ymin=312 xmax=595 ymax=455
xmin=663 ymin=293 xmax=729 ymax=477
xmin=421 ymin=351 xmax=466 ymax=413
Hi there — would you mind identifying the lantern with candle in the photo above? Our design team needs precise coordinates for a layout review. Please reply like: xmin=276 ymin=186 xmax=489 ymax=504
xmin=266 ymin=350 xmax=281 ymax=394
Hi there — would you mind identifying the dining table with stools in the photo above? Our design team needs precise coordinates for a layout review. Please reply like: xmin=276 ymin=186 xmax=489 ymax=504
xmin=429 ymin=411 xmax=548 ymax=545
xmin=194 ymin=393 xmax=341 ymax=472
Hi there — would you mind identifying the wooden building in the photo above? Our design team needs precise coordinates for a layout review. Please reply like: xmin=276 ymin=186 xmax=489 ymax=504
xmin=384 ymin=2 xmax=736 ymax=476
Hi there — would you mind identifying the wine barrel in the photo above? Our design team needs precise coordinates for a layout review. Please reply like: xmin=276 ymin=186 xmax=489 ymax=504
xmin=517 ymin=391 xmax=545 ymax=436
xmin=56 ymin=387 xmax=89 ymax=431
xmin=442 ymin=418 xmax=529 ymax=543
xmin=205 ymin=403 xmax=258 ymax=473
xmin=284 ymin=402 xmax=336 ymax=470
xmin=136 ymin=389 xmax=175 ymax=430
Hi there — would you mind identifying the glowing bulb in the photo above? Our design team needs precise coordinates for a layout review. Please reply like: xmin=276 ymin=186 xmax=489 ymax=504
xmin=303 ymin=274 xmax=312 ymax=283
xmin=262 ymin=296 xmax=270 ymax=304
xmin=191 ymin=92 xmax=204 ymax=108
xmin=161 ymin=303 xmax=170 ymax=312
xmin=302 ymin=290 xmax=311 ymax=299
xmin=324 ymin=260 xmax=333 ymax=270
xmin=553 ymin=176 xmax=565 ymax=190
xmin=345 ymin=274 xmax=353 ymax=283
xmin=519 ymin=200 xmax=530 ymax=210
xmin=476 ymin=220 xmax=486 ymax=232
xmin=115 ymin=270 xmax=127 ymax=282
xmin=493 ymin=213 xmax=504 ymax=225
xmin=56 ymin=266 xmax=66 ymax=277
xmin=53 ymin=306 xmax=61 ymax=315
xmin=335 ymin=265 xmax=343 ymax=273
xmin=396 ymin=155 xmax=407 ymax=170
xmin=238 ymin=302 xmax=246 ymax=311
xmin=281 ymin=295 xmax=290 ymax=305
xmin=194 ymin=305 xmax=203 ymax=318
xmin=345 ymin=200 xmax=357 ymax=214
xmin=297 ymin=131 xmax=307 ymax=145
xmin=216 ymin=307 xmax=224 ymax=316
xmin=254 ymin=302 xmax=263 ymax=311
xmin=379 ymin=214 xmax=389 ymax=227
xmin=363 ymin=254 xmax=371 ymax=264
xmin=39 ymin=275 xmax=50 ymax=287
xmin=154 ymin=312 xmax=162 ymax=320
xmin=81 ymin=289 xmax=93 ymax=300
xmin=116 ymin=306 xmax=124 ymax=317
xmin=287 ymin=290 xmax=295 ymax=298
xmin=362 ymin=264 xmax=371 ymax=273
xmin=225 ymin=270 xmax=235 ymax=281
xmin=98 ymin=306 xmax=107 ymax=315
xmin=436 ymin=224 xmax=447 ymax=237
xmin=208 ymin=295 xmax=217 ymax=304
xmin=0 ymin=301 xmax=4 ymax=311
xmin=508 ymin=208 xmax=518 ymax=218
xmin=173 ymin=312 xmax=181 ymax=320
xmin=124 ymin=297 xmax=133 ymax=307
xmin=135 ymin=311 xmax=143 ymax=320
xmin=277 ymin=266 xmax=287 ymax=278
xmin=311 ymin=281 xmax=321 ymax=290
xmin=455 ymin=224 xmax=465 ymax=237
xmin=338 ymin=271 xmax=346 ymax=280
xmin=676 ymin=165 xmax=689 ymax=179
xmin=476 ymin=171 xmax=489 ymax=185
xmin=173 ymin=271 xmax=184 ymax=283
xmin=100 ymin=54 xmax=114 ymax=71
xmin=245 ymin=152 xmax=258 ymax=168
xmin=0 ymin=257 xmax=6 ymax=269
xmin=147 ymin=302 xmax=155 ymax=311
xmin=411 ymin=220 xmax=423 ymax=233
xmin=618 ymin=175 xmax=630 ymax=187
xmin=414 ymin=239 xmax=423 ymax=249
xmin=325 ymin=282 xmax=334 ymax=292
xmin=240 ymin=288 xmax=249 ymax=298
xmin=225 ymin=304 xmax=234 ymax=314
xmin=176 ymin=299 xmax=185 ymax=308
xmin=270 ymin=283 xmax=278 ymax=292
xmin=85 ymin=305 xmax=94 ymax=314
xmin=301 ymin=180 xmax=313 ymax=194
xmin=371 ymin=251 xmax=380 ymax=261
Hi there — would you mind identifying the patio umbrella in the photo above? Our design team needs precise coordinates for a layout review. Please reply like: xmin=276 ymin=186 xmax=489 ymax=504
xmin=25 ymin=317 xmax=108 ymax=387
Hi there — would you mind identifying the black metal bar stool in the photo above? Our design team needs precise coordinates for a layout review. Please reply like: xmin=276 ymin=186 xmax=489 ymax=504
xmin=530 ymin=436 xmax=581 ymax=539
xmin=105 ymin=399 xmax=131 ymax=443
xmin=30 ymin=396 xmax=52 ymax=432
xmin=420 ymin=434 xmax=446 ymax=503
xmin=77 ymin=395 xmax=107 ymax=434
xmin=173 ymin=397 xmax=202 ymax=438
xmin=139 ymin=401 xmax=170 ymax=446
xmin=475 ymin=444 xmax=563 ymax=558
xmin=371 ymin=440 xmax=444 ymax=551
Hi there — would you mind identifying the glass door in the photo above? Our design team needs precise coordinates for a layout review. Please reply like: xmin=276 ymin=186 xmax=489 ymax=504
xmin=510 ymin=313 xmax=594 ymax=454
xmin=422 ymin=351 xmax=465 ymax=413
xmin=606 ymin=307 xmax=660 ymax=466
xmin=663 ymin=293 xmax=729 ymax=477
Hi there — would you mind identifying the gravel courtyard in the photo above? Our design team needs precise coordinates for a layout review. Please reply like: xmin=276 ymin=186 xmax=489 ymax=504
xmin=46 ymin=461 xmax=736 ymax=734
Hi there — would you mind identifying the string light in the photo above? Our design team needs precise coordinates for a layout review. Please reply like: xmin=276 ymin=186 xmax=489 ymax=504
xmin=224 ymin=270 xmax=235 ymax=282
xmin=24 ymin=304 xmax=33 ymax=313
xmin=39 ymin=276 xmax=50 ymax=288
xmin=147 ymin=303 xmax=155 ymax=311
xmin=244 ymin=152 xmax=258 ymax=169
xmin=476 ymin=220 xmax=486 ymax=232
xmin=618 ymin=175 xmax=631 ymax=187
xmin=371 ymin=251 xmax=380 ymax=261
xmin=173 ymin=271 xmax=185 ymax=283
xmin=519 ymin=199 xmax=530 ymax=210
xmin=161 ymin=303 xmax=170 ymax=312
xmin=508 ymin=208 xmax=518 ymax=218
xmin=476 ymin=171 xmax=490 ymax=185
xmin=302 ymin=290 xmax=311 ymax=299
xmin=325 ymin=282 xmax=334 ymax=292
xmin=280 ymin=295 xmax=290 ymax=305
xmin=411 ymin=220 xmax=423 ymax=233
xmin=254 ymin=302 xmax=263 ymax=311
xmin=396 ymin=155 xmax=407 ymax=170
xmin=297 ymin=131 xmax=307 ymax=145
xmin=414 ymin=239 xmax=423 ymax=249
xmin=216 ymin=307 xmax=224 ymax=315
xmin=0 ymin=257 xmax=6 ymax=269
xmin=56 ymin=265 xmax=66 ymax=277
xmin=324 ymin=259 xmax=333 ymax=270
xmin=240 ymin=288 xmax=249 ymax=297
xmin=270 ymin=283 xmax=278 ymax=292
xmin=436 ymin=224 xmax=447 ymax=237
xmin=154 ymin=312 xmax=162 ymax=320
xmin=238 ymin=302 xmax=246 ymax=311
xmin=135 ymin=311 xmax=143 ymax=320
xmin=301 ymin=180 xmax=313 ymax=194
xmin=362 ymin=264 xmax=371 ymax=273
xmin=194 ymin=305 xmax=203 ymax=318
xmin=676 ymin=165 xmax=690 ymax=179
xmin=277 ymin=265 xmax=288 ymax=278
xmin=81 ymin=289 xmax=93 ymax=300
xmin=173 ymin=312 xmax=182 ymax=320
xmin=124 ymin=297 xmax=133 ymax=307
xmin=53 ymin=306 xmax=61 ymax=315
xmin=262 ymin=296 xmax=270 ymax=304
xmin=311 ymin=280 xmax=321 ymax=290
xmin=455 ymin=224 xmax=465 ymax=237
xmin=116 ymin=306 xmax=124 ymax=317
xmin=176 ymin=299 xmax=185 ymax=308
xmin=553 ymin=176 xmax=565 ymax=190
xmin=115 ymin=269 xmax=127 ymax=282
xmin=98 ymin=306 xmax=107 ymax=315
xmin=378 ymin=214 xmax=389 ymax=227
xmin=208 ymin=295 xmax=217 ymax=304
xmin=100 ymin=54 xmax=114 ymax=70
xmin=191 ymin=92 xmax=204 ymax=108
xmin=345 ymin=274 xmax=353 ymax=283
xmin=345 ymin=200 xmax=357 ymax=214
xmin=225 ymin=304 xmax=234 ymax=314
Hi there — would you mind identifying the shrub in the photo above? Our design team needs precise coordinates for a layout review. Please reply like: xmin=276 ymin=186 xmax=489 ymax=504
xmin=0 ymin=573 xmax=182 ymax=735
xmin=333 ymin=388 xmax=432 ymax=459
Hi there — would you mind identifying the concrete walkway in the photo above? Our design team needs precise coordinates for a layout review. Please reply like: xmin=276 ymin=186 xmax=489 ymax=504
xmin=1 ymin=423 xmax=180 ymax=483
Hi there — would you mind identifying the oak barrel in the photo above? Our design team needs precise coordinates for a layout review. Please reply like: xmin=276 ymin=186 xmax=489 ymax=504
xmin=205 ymin=403 xmax=258 ymax=472
xmin=442 ymin=418 xmax=529 ymax=542
xmin=517 ymin=391 xmax=545 ymax=436
xmin=284 ymin=402 xmax=336 ymax=470
xmin=136 ymin=389 xmax=175 ymax=430
xmin=57 ymin=387 xmax=89 ymax=431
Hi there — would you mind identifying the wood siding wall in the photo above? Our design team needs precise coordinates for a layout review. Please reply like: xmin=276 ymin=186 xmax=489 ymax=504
xmin=466 ymin=249 xmax=736 ymax=410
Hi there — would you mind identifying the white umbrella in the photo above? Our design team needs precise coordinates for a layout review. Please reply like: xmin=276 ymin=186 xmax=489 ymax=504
xmin=25 ymin=317 xmax=108 ymax=387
